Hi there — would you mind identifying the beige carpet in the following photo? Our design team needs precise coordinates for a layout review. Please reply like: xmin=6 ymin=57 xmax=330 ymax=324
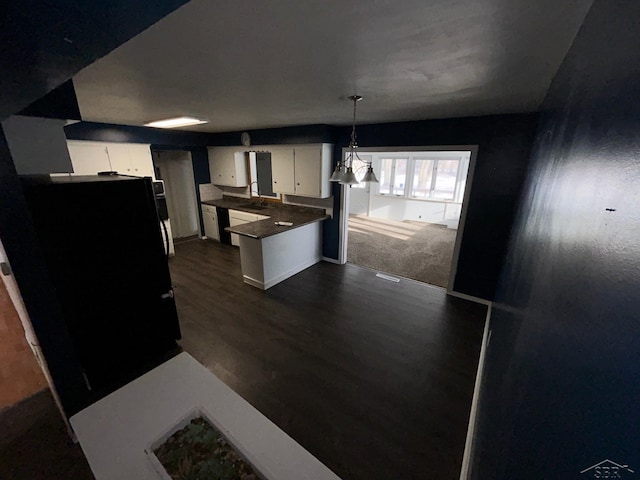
xmin=347 ymin=215 xmax=457 ymax=287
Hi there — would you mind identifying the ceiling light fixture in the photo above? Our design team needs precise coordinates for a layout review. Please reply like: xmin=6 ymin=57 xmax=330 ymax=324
xmin=330 ymin=95 xmax=378 ymax=185
xmin=144 ymin=116 xmax=208 ymax=129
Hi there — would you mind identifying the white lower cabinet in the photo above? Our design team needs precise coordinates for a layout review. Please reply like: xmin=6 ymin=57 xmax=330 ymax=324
xmin=228 ymin=209 xmax=269 ymax=247
xmin=201 ymin=204 xmax=220 ymax=241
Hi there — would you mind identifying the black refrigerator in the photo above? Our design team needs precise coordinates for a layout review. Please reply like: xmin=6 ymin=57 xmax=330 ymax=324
xmin=20 ymin=174 xmax=181 ymax=416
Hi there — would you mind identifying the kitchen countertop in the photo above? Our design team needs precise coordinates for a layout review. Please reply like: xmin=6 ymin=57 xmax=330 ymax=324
xmin=202 ymin=197 xmax=329 ymax=239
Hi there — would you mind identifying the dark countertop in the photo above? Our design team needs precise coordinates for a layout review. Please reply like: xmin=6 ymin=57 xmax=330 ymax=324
xmin=202 ymin=197 xmax=329 ymax=239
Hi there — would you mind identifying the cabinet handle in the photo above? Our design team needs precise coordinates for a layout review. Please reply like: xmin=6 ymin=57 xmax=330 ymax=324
xmin=274 ymin=181 xmax=278 ymax=183
xmin=297 ymin=182 xmax=300 ymax=185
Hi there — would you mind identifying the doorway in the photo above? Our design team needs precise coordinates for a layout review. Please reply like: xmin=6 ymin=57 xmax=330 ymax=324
xmin=340 ymin=147 xmax=477 ymax=290
xmin=152 ymin=150 xmax=200 ymax=242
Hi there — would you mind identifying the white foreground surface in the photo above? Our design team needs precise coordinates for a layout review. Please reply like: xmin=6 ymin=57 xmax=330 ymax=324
xmin=70 ymin=352 xmax=341 ymax=480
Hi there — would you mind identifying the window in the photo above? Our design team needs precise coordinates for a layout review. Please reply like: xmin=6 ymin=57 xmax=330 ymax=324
xmin=379 ymin=158 xmax=408 ymax=196
xmin=409 ymin=158 xmax=460 ymax=201
xmin=432 ymin=160 xmax=459 ymax=200
xmin=374 ymin=151 xmax=470 ymax=203
xmin=411 ymin=159 xmax=435 ymax=198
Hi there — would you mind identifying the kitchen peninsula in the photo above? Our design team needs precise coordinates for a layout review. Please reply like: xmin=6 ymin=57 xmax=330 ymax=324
xmin=202 ymin=198 xmax=329 ymax=289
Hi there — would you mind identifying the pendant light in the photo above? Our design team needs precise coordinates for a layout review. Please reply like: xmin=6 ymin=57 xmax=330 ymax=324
xmin=337 ymin=95 xmax=378 ymax=185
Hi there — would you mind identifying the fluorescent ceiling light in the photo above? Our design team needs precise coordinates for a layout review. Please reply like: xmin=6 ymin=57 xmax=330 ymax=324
xmin=144 ymin=116 xmax=207 ymax=129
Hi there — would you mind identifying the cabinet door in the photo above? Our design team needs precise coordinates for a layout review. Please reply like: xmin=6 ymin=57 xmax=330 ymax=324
xmin=128 ymin=144 xmax=155 ymax=178
xmin=202 ymin=207 xmax=219 ymax=241
xmin=106 ymin=144 xmax=132 ymax=175
xmin=293 ymin=146 xmax=322 ymax=197
xmin=68 ymin=143 xmax=111 ymax=175
xmin=271 ymin=147 xmax=296 ymax=194
xmin=208 ymin=147 xmax=234 ymax=185
xmin=208 ymin=148 xmax=224 ymax=184
xmin=231 ymin=151 xmax=249 ymax=186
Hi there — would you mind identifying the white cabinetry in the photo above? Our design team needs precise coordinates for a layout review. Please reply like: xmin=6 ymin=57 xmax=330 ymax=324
xmin=201 ymin=204 xmax=220 ymax=241
xmin=228 ymin=209 xmax=270 ymax=247
xmin=67 ymin=143 xmax=111 ymax=175
xmin=67 ymin=141 xmax=156 ymax=179
xmin=270 ymin=144 xmax=332 ymax=198
xmin=207 ymin=147 xmax=249 ymax=187
xmin=270 ymin=147 xmax=296 ymax=194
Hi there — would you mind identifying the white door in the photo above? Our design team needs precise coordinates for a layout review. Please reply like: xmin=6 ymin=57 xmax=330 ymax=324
xmin=271 ymin=147 xmax=295 ymax=194
xmin=67 ymin=144 xmax=111 ymax=175
xmin=293 ymin=146 xmax=321 ymax=197
xmin=154 ymin=151 xmax=200 ymax=240
xmin=106 ymin=144 xmax=132 ymax=175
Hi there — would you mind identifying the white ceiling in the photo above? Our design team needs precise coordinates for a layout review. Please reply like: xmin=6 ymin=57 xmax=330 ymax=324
xmin=73 ymin=0 xmax=593 ymax=133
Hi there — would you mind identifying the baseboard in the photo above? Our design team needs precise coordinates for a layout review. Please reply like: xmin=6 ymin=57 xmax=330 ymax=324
xmin=321 ymin=256 xmax=342 ymax=265
xmin=242 ymin=275 xmax=265 ymax=290
xmin=447 ymin=290 xmax=492 ymax=306
xmin=459 ymin=304 xmax=492 ymax=480
xmin=243 ymin=257 xmax=322 ymax=290
xmin=263 ymin=256 xmax=321 ymax=289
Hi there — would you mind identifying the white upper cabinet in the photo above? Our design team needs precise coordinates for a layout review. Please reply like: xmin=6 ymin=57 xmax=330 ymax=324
xmin=106 ymin=144 xmax=133 ymax=174
xmin=270 ymin=144 xmax=333 ymax=198
xmin=67 ymin=141 xmax=156 ymax=179
xmin=67 ymin=143 xmax=111 ymax=175
xmin=128 ymin=144 xmax=156 ymax=177
xmin=208 ymin=147 xmax=249 ymax=187
xmin=270 ymin=147 xmax=296 ymax=194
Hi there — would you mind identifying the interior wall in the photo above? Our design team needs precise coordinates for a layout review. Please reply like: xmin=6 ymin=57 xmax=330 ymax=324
xmin=70 ymin=116 xmax=536 ymax=300
xmin=0 ymin=128 xmax=89 ymax=416
xmin=0 ymin=275 xmax=47 ymax=410
xmin=471 ymin=1 xmax=640 ymax=477
xmin=331 ymin=113 xmax=538 ymax=300
xmin=368 ymin=196 xmax=462 ymax=227
xmin=0 ymin=0 xmax=191 ymax=121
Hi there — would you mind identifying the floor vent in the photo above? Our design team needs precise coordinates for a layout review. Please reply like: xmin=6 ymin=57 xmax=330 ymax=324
xmin=375 ymin=273 xmax=401 ymax=283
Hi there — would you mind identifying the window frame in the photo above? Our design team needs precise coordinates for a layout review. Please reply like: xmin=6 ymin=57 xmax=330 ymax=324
xmin=377 ymin=156 xmax=410 ymax=197
xmin=375 ymin=153 xmax=468 ymax=203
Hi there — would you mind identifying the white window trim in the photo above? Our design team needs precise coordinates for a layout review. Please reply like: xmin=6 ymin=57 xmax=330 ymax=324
xmin=374 ymin=151 xmax=470 ymax=203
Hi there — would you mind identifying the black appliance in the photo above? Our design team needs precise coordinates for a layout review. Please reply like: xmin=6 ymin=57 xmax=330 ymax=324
xmin=153 ymin=180 xmax=169 ymax=221
xmin=217 ymin=207 xmax=232 ymax=245
xmin=20 ymin=175 xmax=181 ymax=415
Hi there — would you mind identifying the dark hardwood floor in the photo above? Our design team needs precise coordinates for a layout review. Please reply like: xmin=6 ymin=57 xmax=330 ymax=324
xmin=0 ymin=390 xmax=94 ymax=480
xmin=169 ymin=239 xmax=487 ymax=480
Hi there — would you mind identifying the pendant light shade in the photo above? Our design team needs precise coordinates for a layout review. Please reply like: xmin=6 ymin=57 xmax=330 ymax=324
xmin=342 ymin=167 xmax=359 ymax=185
xmin=329 ymin=165 xmax=344 ymax=182
xmin=337 ymin=95 xmax=378 ymax=185
xmin=362 ymin=166 xmax=379 ymax=183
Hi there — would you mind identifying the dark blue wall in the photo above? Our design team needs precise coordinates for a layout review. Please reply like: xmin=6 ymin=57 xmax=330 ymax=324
xmin=67 ymin=116 xmax=536 ymax=300
xmin=0 ymin=0 xmax=190 ymax=121
xmin=18 ymin=80 xmax=81 ymax=120
xmin=472 ymin=1 xmax=640 ymax=478
xmin=66 ymin=121 xmax=213 ymax=146
xmin=331 ymin=114 xmax=538 ymax=299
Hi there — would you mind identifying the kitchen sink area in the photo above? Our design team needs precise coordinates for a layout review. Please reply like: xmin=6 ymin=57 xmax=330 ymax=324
xmin=200 ymin=196 xmax=329 ymax=290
